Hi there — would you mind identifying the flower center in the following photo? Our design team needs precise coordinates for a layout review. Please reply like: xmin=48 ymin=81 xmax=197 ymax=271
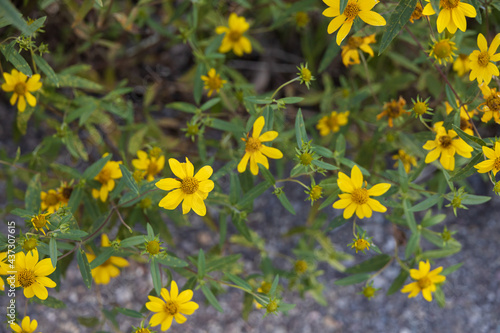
xmin=98 ymin=168 xmax=112 ymax=184
xmin=440 ymin=0 xmax=459 ymax=9
xmin=344 ymin=2 xmax=360 ymax=20
xmin=351 ymin=188 xmax=369 ymax=205
xmin=460 ymin=117 xmax=471 ymax=132
xmin=14 ymin=82 xmax=27 ymax=95
xmin=32 ymin=215 xmax=48 ymax=229
xmin=414 ymin=101 xmax=427 ymax=115
xmin=147 ymin=161 xmax=158 ymax=176
xmin=181 ymin=177 xmax=199 ymax=194
xmin=478 ymin=51 xmax=490 ymax=67
xmin=411 ymin=3 xmax=423 ymax=21
xmin=347 ymin=36 xmax=363 ymax=49
xmin=18 ymin=268 xmax=36 ymax=288
xmin=245 ymin=137 xmax=262 ymax=153
xmin=300 ymin=68 xmax=312 ymax=82
xmin=494 ymin=157 xmax=500 ymax=170
xmin=207 ymin=76 xmax=223 ymax=90
xmin=165 ymin=301 xmax=179 ymax=315
xmin=146 ymin=240 xmax=160 ymax=255
xmin=228 ymin=30 xmax=242 ymax=42
xmin=387 ymin=105 xmax=402 ymax=117
xmin=354 ymin=239 xmax=370 ymax=251
xmin=45 ymin=192 xmax=59 ymax=206
xmin=486 ymin=96 xmax=500 ymax=111
xmin=417 ymin=277 xmax=432 ymax=289
xmin=434 ymin=41 xmax=452 ymax=59
xmin=439 ymin=135 xmax=452 ymax=148
xmin=294 ymin=260 xmax=308 ymax=274
xmin=299 ymin=152 xmax=313 ymax=166
xmin=327 ymin=115 xmax=339 ymax=129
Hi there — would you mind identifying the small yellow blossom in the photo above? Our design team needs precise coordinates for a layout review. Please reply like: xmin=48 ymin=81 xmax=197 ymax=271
xmin=341 ymin=34 xmax=376 ymax=67
xmin=216 ymin=13 xmax=252 ymax=56
xmin=297 ymin=63 xmax=315 ymax=88
xmin=31 ymin=213 xmax=51 ymax=235
xmin=91 ymin=154 xmax=123 ymax=202
xmin=352 ymin=238 xmax=370 ymax=253
xmin=410 ymin=96 xmax=432 ymax=117
xmin=238 ymin=116 xmax=283 ymax=175
xmin=453 ymin=54 xmax=471 ymax=76
xmin=86 ymin=234 xmax=129 ymax=285
xmin=423 ymin=121 xmax=473 ymax=171
xmin=316 ymin=111 xmax=350 ymax=136
xmin=361 ymin=283 xmax=378 ymax=299
xmin=295 ymin=11 xmax=310 ymax=28
xmin=409 ymin=2 xmax=423 ymax=23
xmin=1 ymin=69 xmax=42 ymax=112
xmin=429 ymin=38 xmax=457 ymax=65
xmin=478 ymin=83 xmax=500 ymax=124
xmin=10 ymin=316 xmax=39 ymax=333
xmin=392 ymin=149 xmax=417 ymax=173
xmin=422 ymin=0 xmax=476 ymax=34
xmin=294 ymin=260 xmax=308 ymax=274
xmin=156 ymin=157 xmax=214 ymax=216
xmin=401 ymin=260 xmax=446 ymax=302
xmin=133 ymin=149 xmax=165 ymax=181
xmin=377 ymin=96 xmax=406 ymax=128
xmin=201 ymin=68 xmax=227 ymax=97
xmin=474 ymin=141 xmax=500 ymax=176
xmin=23 ymin=237 xmax=38 ymax=252
xmin=146 ymin=280 xmax=199 ymax=331
xmin=146 ymin=240 xmax=162 ymax=255
xmin=445 ymin=100 xmax=475 ymax=136
xmin=322 ymin=0 xmax=386 ymax=45
xmin=40 ymin=189 xmax=66 ymax=213
xmin=469 ymin=33 xmax=500 ymax=85
xmin=307 ymin=185 xmax=323 ymax=202
xmin=13 ymin=248 xmax=56 ymax=299
xmin=333 ymin=165 xmax=391 ymax=219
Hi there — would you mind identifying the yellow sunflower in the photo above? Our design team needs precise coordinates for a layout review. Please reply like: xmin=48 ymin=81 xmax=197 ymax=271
xmin=469 ymin=33 xmax=500 ymax=85
xmin=85 ymin=234 xmax=129 ymax=285
xmin=201 ymin=68 xmax=227 ymax=97
xmin=422 ymin=0 xmax=476 ymax=33
xmin=40 ymin=189 xmax=66 ymax=213
xmin=146 ymin=280 xmax=199 ymax=331
xmin=401 ymin=260 xmax=446 ymax=302
xmin=322 ymin=0 xmax=386 ymax=45
xmin=392 ymin=149 xmax=417 ymax=173
xmin=478 ymin=83 xmax=500 ymax=124
xmin=91 ymin=154 xmax=123 ymax=202
xmin=377 ymin=96 xmax=406 ymax=127
xmin=474 ymin=141 xmax=500 ymax=176
xmin=316 ymin=111 xmax=350 ymax=136
xmin=423 ymin=121 xmax=473 ymax=171
xmin=155 ymin=157 xmax=214 ymax=216
xmin=332 ymin=165 xmax=391 ymax=219
xmin=14 ymin=248 xmax=56 ymax=300
xmin=10 ymin=316 xmax=39 ymax=333
xmin=341 ymin=34 xmax=376 ymax=67
xmin=1 ymin=69 xmax=42 ymax=112
xmin=216 ymin=13 xmax=252 ymax=56
xmin=132 ymin=149 xmax=165 ymax=182
xmin=238 ymin=116 xmax=283 ymax=175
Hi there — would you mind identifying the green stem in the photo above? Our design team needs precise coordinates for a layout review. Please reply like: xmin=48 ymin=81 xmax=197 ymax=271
xmin=271 ymin=77 xmax=300 ymax=100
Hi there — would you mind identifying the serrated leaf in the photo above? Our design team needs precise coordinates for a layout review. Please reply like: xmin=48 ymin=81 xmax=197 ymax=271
xmin=379 ymin=0 xmax=417 ymax=55
xmin=33 ymin=54 xmax=59 ymax=86
xmin=345 ymin=255 xmax=391 ymax=274
xmin=76 ymin=248 xmax=92 ymax=289
xmin=119 ymin=164 xmax=139 ymax=194
xmin=201 ymin=284 xmax=223 ymax=312
xmin=82 ymin=154 xmax=112 ymax=180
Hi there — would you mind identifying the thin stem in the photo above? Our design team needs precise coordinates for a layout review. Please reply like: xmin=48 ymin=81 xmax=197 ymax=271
xmin=419 ymin=115 xmax=433 ymax=131
xmin=112 ymin=202 xmax=132 ymax=233
xmin=275 ymin=177 xmax=309 ymax=190
xmin=271 ymin=77 xmax=300 ymax=100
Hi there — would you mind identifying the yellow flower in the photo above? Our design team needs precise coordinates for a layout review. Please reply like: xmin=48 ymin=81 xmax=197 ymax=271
xmin=453 ymin=54 xmax=471 ymax=76
xmin=307 ymin=185 xmax=323 ymax=202
xmin=377 ymin=96 xmax=406 ymax=128
xmin=31 ymin=213 xmax=51 ymax=235
xmin=295 ymin=11 xmax=310 ymax=28
xmin=392 ymin=149 xmax=417 ymax=173
xmin=341 ymin=34 xmax=376 ymax=67
xmin=133 ymin=149 xmax=165 ymax=182
xmin=423 ymin=121 xmax=473 ymax=171
xmin=10 ymin=316 xmax=39 ymax=333
xmin=238 ymin=116 xmax=283 ymax=175
xmin=294 ymin=259 xmax=308 ymax=274
xmin=91 ymin=154 xmax=123 ymax=202
xmin=474 ymin=141 xmax=500 ymax=176
xmin=323 ymin=0 xmax=386 ymax=45
xmin=469 ymin=33 xmax=500 ymax=85
xmin=401 ymin=260 xmax=446 ymax=302
xmin=133 ymin=328 xmax=152 ymax=333
xmin=351 ymin=238 xmax=370 ymax=253
xmin=216 ymin=13 xmax=252 ymax=56
xmin=85 ymin=234 xmax=129 ymax=285
xmin=146 ymin=280 xmax=199 ymax=331
xmin=155 ymin=157 xmax=214 ymax=216
xmin=445 ymin=100 xmax=475 ymax=136
xmin=1 ymin=69 xmax=42 ymax=112
xmin=0 ymin=252 xmax=9 ymax=291
xmin=429 ymin=38 xmax=457 ymax=65
xmin=201 ymin=68 xmax=227 ymax=97
xmin=255 ymin=281 xmax=271 ymax=309
xmin=40 ymin=189 xmax=66 ymax=213
xmin=316 ymin=111 xmax=350 ymax=135
xmin=332 ymin=165 xmax=391 ymax=219
xmin=13 ymin=248 xmax=56 ymax=299
xmin=409 ymin=2 xmax=423 ymax=23
xmin=478 ymin=83 xmax=500 ymax=124
xmin=422 ymin=0 xmax=476 ymax=34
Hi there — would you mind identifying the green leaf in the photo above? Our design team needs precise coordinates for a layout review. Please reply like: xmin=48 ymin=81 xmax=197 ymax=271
xmin=469 ymin=0 xmax=482 ymax=24
xmin=295 ymin=109 xmax=307 ymax=147
xmin=0 ymin=0 xmax=30 ymax=34
xmin=200 ymin=97 xmax=221 ymax=111
xmin=326 ymin=215 xmax=348 ymax=231
xmin=378 ymin=0 xmax=417 ymax=55
xmin=452 ymin=124 xmax=486 ymax=148
xmin=460 ymin=193 xmax=491 ymax=205
xmin=319 ymin=188 xmax=340 ymax=210
xmin=311 ymin=159 xmax=338 ymax=170
xmin=82 ymin=154 xmax=112 ymax=180
xmin=150 ymin=258 xmax=162 ymax=295
xmin=386 ymin=269 xmax=409 ymax=295
xmin=441 ymin=262 xmax=463 ymax=276
xmin=205 ymin=254 xmax=241 ymax=272
xmin=445 ymin=84 xmax=458 ymax=110
xmin=339 ymin=0 xmax=348 ymax=14
xmin=409 ymin=194 xmax=441 ymax=212
xmin=9 ymin=208 xmax=34 ymax=218
xmin=119 ymin=164 xmax=139 ymax=194
xmin=166 ymin=102 xmax=198 ymax=113
xmin=31 ymin=295 xmax=66 ymax=309
xmin=57 ymin=74 xmax=102 ymax=90
xmin=209 ymin=118 xmax=245 ymax=134
xmin=201 ymin=284 xmax=223 ymax=312
xmin=49 ymin=237 xmax=58 ymax=268
xmin=463 ymin=82 xmax=480 ymax=103
xmin=156 ymin=254 xmax=189 ymax=267
xmin=398 ymin=159 xmax=409 ymax=193
xmin=318 ymin=41 xmax=340 ymax=73
xmin=197 ymin=249 xmax=206 ymax=279
xmin=435 ymin=286 xmax=446 ymax=307
xmin=279 ymin=97 xmax=303 ymax=104
xmin=311 ymin=145 xmax=334 ymax=158
xmin=0 ymin=41 xmax=32 ymax=76
xmin=421 ymin=214 xmax=446 ymax=228
xmin=403 ymin=199 xmax=417 ymax=233
xmin=25 ymin=174 xmax=41 ymax=213
xmin=95 ymin=0 xmax=103 ymax=6
xmin=115 ymin=307 xmax=143 ymax=318
xmin=420 ymin=245 xmax=461 ymax=259
xmin=276 ymin=190 xmax=296 ymax=215
xmin=225 ymin=273 xmax=252 ymax=291
xmin=405 ymin=232 xmax=420 ymax=259
xmin=76 ymin=248 xmax=92 ymax=289
xmin=120 ymin=235 xmax=146 ymax=248
xmin=89 ymin=247 xmax=115 ymax=269
xmin=258 ymin=164 xmax=275 ymax=185
xmin=345 ymin=255 xmax=392 ymax=274
xmin=269 ymin=275 xmax=279 ymax=296
xmin=232 ymin=215 xmax=252 ymax=241
xmin=33 ymin=54 xmax=59 ymax=86
xmin=334 ymin=273 xmax=371 ymax=286
xmin=236 ymin=181 xmax=271 ymax=208
xmin=449 ymin=153 xmax=483 ymax=182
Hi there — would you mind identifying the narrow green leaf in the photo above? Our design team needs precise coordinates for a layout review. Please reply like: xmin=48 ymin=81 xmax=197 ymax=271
xmin=311 ymin=145 xmax=334 ymax=158
xmin=460 ymin=193 xmax=491 ymax=205
xmin=345 ymin=255 xmax=391 ymax=274
xmin=166 ymin=102 xmax=198 ymax=113
xmin=339 ymin=0 xmax=348 ymax=14
xmin=198 ymin=249 xmax=206 ymax=279
xmin=279 ymin=97 xmax=303 ymax=104
xmin=312 ymin=159 xmax=338 ymax=170
xmin=319 ymin=188 xmax=340 ymax=210
xmin=420 ymin=245 xmax=461 ymax=259
xmin=156 ymin=254 xmax=189 ymax=267
xmin=452 ymin=124 xmax=486 ymax=147
xmin=201 ymin=285 xmax=223 ymax=312
xmin=147 ymin=223 xmax=155 ymax=238
xmin=403 ymin=199 xmax=417 ymax=233
xmin=82 ymin=154 xmax=112 ymax=180
xmin=236 ymin=181 xmax=271 ymax=208
xmin=120 ymin=235 xmax=146 ymax=248
xmin=119 ymin=164 xmax=139 ymax=194
xmin=421 ymin=214 xmax=446 ymax=228
xmin=258 ymin=164 xmax=275 ymax=185
xmin=0 ymin=41 xmax=32 ymax=76
xmin=441 ymin=262 xmax=463 ymax=276
xmin=326 ymin=215 xmax=348 ymax=232
xmin=232 ymin=215 xmax=252 ymax=241
xmin=378 ymin=0 xmax=417 ymax=55
xmin=115 ymin=307 xmax=142 ymax=318
xmin=225 ymin=273 xmax=252 ymax=291
xmin=200 ymin=97 xmax=221 ymax=111
xmin=150 ymin=257 xmax=162 ymax=295
xmin=386 ymin=269 xmax=409 ymax=295
xmin=76 ymin=248 xmax=92 ymax=289
xmin=31 ymin=295 xmax=66 ymax=309
xmin=409 ymin=194 xmax=441 ymax=212
xmin=209 ymin=118 xmax=245 ymax=134
xmin=435 ymin=286 xmax=446 ymax=307
xmin=405 ymin=232 xmax=420 ymax=259
xmin=194 ymin=63 xmax=204 ymax=105
xmin=448 ymin=152 xmax=483 ymax=182
xmin=25 ymin=174 xmax=41 ymax=213
xmin=0 ymin=0 xmax=30 ymax=34
xmin=269 ymin=275 xmax=279 ymax=296
xmin=89 ymin=247 xmax=115 ymax=269
xmin=49 ymin=237 xmax=58 ymax=268
xmin=334 ymin=273 xmax=371 ymax=286
xmin=295 ymin=109 xmax=307 ymax=147
xmin=445 ymin=85 xmax=458 ymax=109
xmin=206 ymin=254 xmax=241 ymax=272
xmin=33 ymin=54 xmax=59 ymax=86
xmin=276 ymin=190 xmax=296 ymax=215
xmin=398 ymin=158 xmax=409 ymax=193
